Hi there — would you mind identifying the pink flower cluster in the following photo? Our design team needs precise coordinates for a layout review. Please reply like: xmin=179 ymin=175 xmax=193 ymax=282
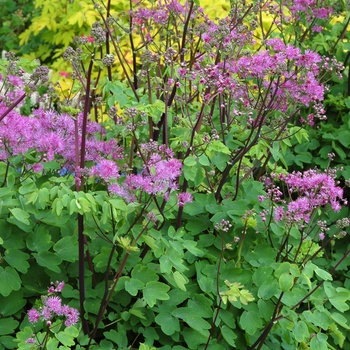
xmin=214 ymin=219 xmax=232 ymax=232
xmin=0 ymin=105 xmax=124 ymax=172
xmin=262 ymin=169 xmax=344 ymax=224
xmin=177 ymin=34 xmax=334 ymax=123
xmin=89 ymin=159 xmax=120 ymax=182
xmin=231 ymin=39 xmax=325 ymax=112
xmin=109 ymin=143 xmax=183 ymax=203
xmin=266 ymin=0 xmax=333 ymax=31
xmin=131 ymin=0 xmax=187 ymax=27
xmin=289 ymin=0 xmax=333 ymax=20
xmin=177 ymin=192 xmax=193 ymax=207
xmin=27 ymin=281 xmax=79 ymax=328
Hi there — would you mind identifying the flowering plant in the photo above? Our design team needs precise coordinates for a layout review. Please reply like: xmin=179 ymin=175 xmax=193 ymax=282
xmin=0 ymin=1 xmax=349 ymax=350
xmin=25 ymin=282 xmax=79 ymax=347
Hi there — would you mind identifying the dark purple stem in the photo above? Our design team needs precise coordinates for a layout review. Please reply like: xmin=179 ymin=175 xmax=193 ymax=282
xmin=77 ymin=57 xmax=94 ymax=335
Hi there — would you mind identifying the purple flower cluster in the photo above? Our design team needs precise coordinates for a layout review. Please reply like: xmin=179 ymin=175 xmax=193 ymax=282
xmin=263 ymin=169 xmax=344 ymax=225
xmin=289 ymin=0 xmax=333 ymax=20
xmin=191 ymin=37 xmax=331 ymax=119
xmin=131 ymin=0 xmax=187 ymax=27
xmin=89 ymin=159 xmax=120 ymax=182
xmin=0 ymin=61 xmax=50 ymax=110
xmin=177 ymin=192 xmax=193 ymax=207
xmin=109 ymin=143 xmax=183 ymax=203
xmin=47 ymin=280 xmax=65 ymax=293
xmin=0 ymin=70 xmax=189 ymax=205
xmin=27 ymin=281 xmax=79 ymax=328
xmin=266 ymin=0 xmax=333 ymax=32
xmin=215 ymin=219 xmax=232 ymax=232
xmin=0 ymin=103 xmax=124 ymax=173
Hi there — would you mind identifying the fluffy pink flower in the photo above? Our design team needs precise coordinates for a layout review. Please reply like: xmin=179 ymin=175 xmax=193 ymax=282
xmin=45 ymin=296 xmax=62 ymax=314
xmin=28 ymin=308 xmax=41 ymax=323
xmin=61 ymin=305 xmax=79 ymax=326
xmin=7 ymin=75 xmax=23 ymax=87
xmin=274 ymin=206 xmax=284 ymax=222
xmin=90 ymin=159 xmax=120 ymax=182
xmin=177 ymin=192 xmax=193 ymax=207
xmin=265 ymin=169 xmax=344 ymax=224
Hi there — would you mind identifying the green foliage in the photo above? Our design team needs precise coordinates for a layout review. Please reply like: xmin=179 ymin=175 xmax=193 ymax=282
xmin=0 ymin=0 xmax=36 ymax=52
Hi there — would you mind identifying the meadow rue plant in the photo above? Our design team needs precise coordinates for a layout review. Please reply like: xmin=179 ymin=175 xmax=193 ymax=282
xmin=262 ymin=168 xmax=345 ymax=225
xmin=0 ymin=1 xmax=349 ymax=350
xmin=25 ymin=282 xmax=79 ymax=348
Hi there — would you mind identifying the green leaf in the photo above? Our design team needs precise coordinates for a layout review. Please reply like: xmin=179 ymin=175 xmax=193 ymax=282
xmin=329 ymin=292 xmax=350 ymax=312
xmin=314 ymin=267 xmax=332 ymax=281
xmin=274 ymin=262 xmax=290 ymax=278
xmin=323 ymin=282 xmax=350 ymax=312
xmin=184 ymin=155 xmax=197 ymax=167
xmin=131 ymin=264 xmax=159 ymax=285
xmin=182 ymin=327 xmax=208 ymax=348
xmin=183 ymin=240 xmax=203 ymax=256
xmin=239 ymin=310 xmax=263 ymax=335
xmin=19 ymin=180 xmax=37 ymax=195
xmin=292 ymin=321 xmax=309 ymax=342
xmin=253 ymin=266 xmax=274 ymax=286
xmin=221 ymin=325 xmax=237 ymax=347
xmin=129 ymin=308 xmax=146 ymax=320
xmin=208 ymin=140 xmax=231 ymax=154
xmin=55 ymin=330 xmax=76 ymax=347
xmin=155 ymin=312 xmax=180 ymax=335
xmin=330 ymin=312 xmax=350 ymax=330
xmin=138 ymin=343 xmax=157 ymax=350
xmin=46 ymin=338 xmax=59 ymax=350
xmin=15 ymin=326 xmax=33 ymax=343
xmin=198 ymin=154 xmax=210 ymax=166
xmin=172 ymin=271 xmax=189 ymax=291
xmin=258 ymin=277 xmax=279 ymax=299
xmin=303 ymin=309 xmax=331 ymax=330
xmin=0 ymin=317 xmax=19 ymax=335
xmin=172 ymin=296 xmax=213 ymax=336
xmin=93 ymin=247 xmax=118 ymax=272
xmin=64 ymin=326 xmax=79 ymax=338
xmin=37 ymin=187 xmax=50 ymax=209
xmin=33 ymin=251 xmax=62 ymax=273
xmin=344 ymin=96 xmax=350 ymax=108
xmin=174 ymin=313 xmax=211 ymax=337
xmin=84 ymin=298 xmax=101 ymax=315
xmin=279 ymin=273 xmax=294 ymax=292
xmin=104 ymin=328 xmax=128 ymax=348
xmin=159 ymin=246 xmax=187 ymax=273
xmin=0 ymin=267 xmax=21 ymax=296
xmin=125 ymin=278 xmax=145 ymax=296
xmin=338 ymin=130 xmax=350 ymax=147
xmin=143 ymin=281 xmax=170 ymax=307
xmin=257 ymin=299 xmax=274 ymax=321
xmin=53 ymin=235 xmax=78 ymax=262
xmin=4 ymin=249 xmax=30 ymax=273
xmin=194 ymin=167 xmax=206 ymax=187
xmin=310 ymin=333 xmax=328 ymax=350
xmin=9 ymin=208 xmax=30 ymax=225
xmin=26 ymin=226 xmax=53 ymax=252
xmin=210 ymin=153 xmax=230 ymax=171
xmin=0 ymin=291 xmax=26 ymax=316
xmin=108 ymin=198 xmax=128 ymax=212
xmin=332 ymin=141 xmax=346 ymax=160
